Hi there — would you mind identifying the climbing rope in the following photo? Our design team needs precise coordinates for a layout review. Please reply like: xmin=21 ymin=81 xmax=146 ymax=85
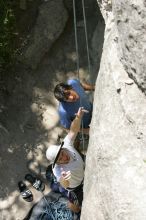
xmin=73 ymin=0 xmax=80 ymax=79
xmin=39 ymin=191 xmax=75 ymax=220
xmin=73 ymin=0 xmax=91 ymax=155
xmin=73 ymin=0 xmax=92 ymax=81
xmin=40 ymin=190 xmax=56 ymax=220
xmin=42 ymin=1 xmax=91 ymax=215
xmin=73 ymin=0 xmax=85 ymax=156
xmin=82 ymin=0 xmax=94 ymax=105
xmin=82 ymin=0 xmax=91 ymax=77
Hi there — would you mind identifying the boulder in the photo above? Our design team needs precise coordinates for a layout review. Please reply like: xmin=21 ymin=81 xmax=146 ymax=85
xmin=19 ymin=0 xmax=68 ymax=69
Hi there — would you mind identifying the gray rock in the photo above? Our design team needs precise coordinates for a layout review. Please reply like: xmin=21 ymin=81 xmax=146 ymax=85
xmin=97 ymin=0 xmax=112 ymax=21
xmin=81 ymin=1 xmax=146 ymax=220
xmin=91 ymin=19 xmax=105 ymax=76
xmin=112 ymin=0 xmax=146 ymax=93
xmin=19 ymin=0 xmax=68 ymax=69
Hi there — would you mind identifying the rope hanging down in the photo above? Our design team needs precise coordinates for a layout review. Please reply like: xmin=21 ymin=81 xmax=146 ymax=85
xmin=73 ymin=0 xmax=91 ymax=78
xmin=72 ymin=0 xmax=91 ymax=154
xmin=82 ymin=0 xmax=91 ymax=76
xmin=73 ymin=0 xmax=80 ymax=79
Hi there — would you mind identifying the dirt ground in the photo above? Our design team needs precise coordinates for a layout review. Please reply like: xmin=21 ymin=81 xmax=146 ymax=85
xmin=0 ymin=1 xmax=104 ymax=219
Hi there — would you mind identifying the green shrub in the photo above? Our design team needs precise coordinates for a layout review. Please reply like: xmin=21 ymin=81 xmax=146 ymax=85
xmin=0 ymin=0 xmax=16 ymax=69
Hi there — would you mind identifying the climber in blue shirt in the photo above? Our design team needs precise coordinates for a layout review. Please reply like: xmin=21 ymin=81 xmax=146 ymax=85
xmin=54 ymin=79 xmax=95 ymax=134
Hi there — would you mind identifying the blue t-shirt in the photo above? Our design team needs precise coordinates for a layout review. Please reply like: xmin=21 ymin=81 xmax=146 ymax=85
xmin=58 ymin=79 xmax=92 ymax=129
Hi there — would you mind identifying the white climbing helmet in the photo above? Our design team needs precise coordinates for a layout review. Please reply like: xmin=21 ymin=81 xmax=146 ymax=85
xmin=46 ymin=145 xmax=60 ymax=164
xmin=46 ymin=142 xmax=64 ymax=165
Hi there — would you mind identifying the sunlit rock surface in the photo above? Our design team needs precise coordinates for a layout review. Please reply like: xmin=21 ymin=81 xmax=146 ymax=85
xmin=81 ymin=1 xmax=146 ymax=219
xmin=112 ymin=0 xmax=146 ymax=94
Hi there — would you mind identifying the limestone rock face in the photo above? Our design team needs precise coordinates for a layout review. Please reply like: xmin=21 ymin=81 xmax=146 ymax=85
xmin=112 ymin=0 xmax=146 ymax=93
xmin=81 ymin=1 xmax=146 ymax=220
xmin=19 ymin=0 xmax=68 ymax=69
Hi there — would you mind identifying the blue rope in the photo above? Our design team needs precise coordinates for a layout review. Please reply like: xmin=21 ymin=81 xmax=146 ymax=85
xmin=39 ymin=195 xmax=74 ymax=220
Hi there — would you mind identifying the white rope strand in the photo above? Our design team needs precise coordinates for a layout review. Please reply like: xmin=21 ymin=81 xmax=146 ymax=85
xmin=72 ymin=0 xmax=86 ymax=156
xmin=82 ymin=0 xmax=91 ymax=76
xmin=73 ymin=0 xmax=80 ymax=79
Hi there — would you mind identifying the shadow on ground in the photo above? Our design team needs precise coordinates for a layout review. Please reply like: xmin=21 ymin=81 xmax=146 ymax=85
xmin=0 ymin=0 xmax=105 ymax=219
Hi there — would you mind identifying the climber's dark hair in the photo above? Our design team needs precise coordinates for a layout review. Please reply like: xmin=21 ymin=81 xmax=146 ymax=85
xmin=54 ymin=83 xmax=73 ymax=102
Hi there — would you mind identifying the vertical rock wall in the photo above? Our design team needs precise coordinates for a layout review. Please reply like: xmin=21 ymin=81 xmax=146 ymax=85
xmin=81 ymin=1 xmax=146 ymax=219
xmin=112 ymin=0 xmax=146 ymax=93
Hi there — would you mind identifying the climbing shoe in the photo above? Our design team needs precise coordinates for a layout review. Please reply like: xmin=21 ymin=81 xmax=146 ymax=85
xmin=25 ymin=173 xmax=45 ymax=192
xmin=18 ymin=181 xmax=33 ymax=202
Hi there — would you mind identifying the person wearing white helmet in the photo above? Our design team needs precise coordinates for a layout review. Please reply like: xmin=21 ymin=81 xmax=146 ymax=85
xmin=46 ymin=107 xmax=88 ymax=213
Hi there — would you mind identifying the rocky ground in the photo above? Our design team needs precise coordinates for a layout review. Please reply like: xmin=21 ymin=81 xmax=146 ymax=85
xmin=0 ymin=1 xmax=104 ymax=219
